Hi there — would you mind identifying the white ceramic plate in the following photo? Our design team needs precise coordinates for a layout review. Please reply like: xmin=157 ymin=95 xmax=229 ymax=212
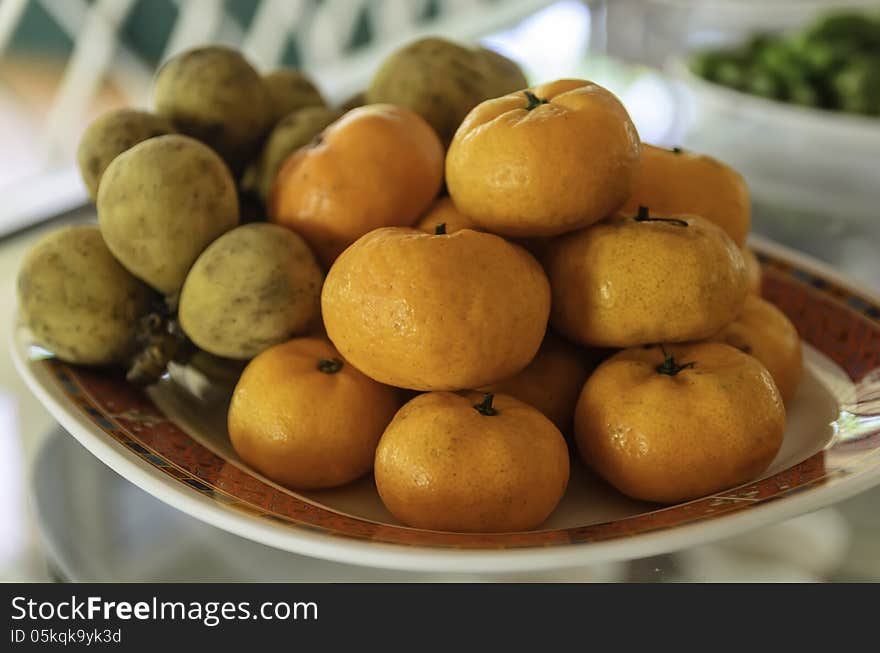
xmin=12 ymin=237 xmax=880 ymax=574
xmin=30 ymin=428 xmax=629 ymax=581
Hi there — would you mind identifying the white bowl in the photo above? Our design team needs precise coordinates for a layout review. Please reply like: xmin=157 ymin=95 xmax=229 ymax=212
xmin=668 ymin=56 xmax=880 ymax=223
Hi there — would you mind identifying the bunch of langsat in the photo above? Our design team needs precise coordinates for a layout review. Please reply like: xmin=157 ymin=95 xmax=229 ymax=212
xmin=17 ymin=38 xmax=803 ymax=533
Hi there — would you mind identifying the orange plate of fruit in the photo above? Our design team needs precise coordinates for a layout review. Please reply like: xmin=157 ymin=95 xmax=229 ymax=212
xmin=12 ymin=40 xmax=880 ymax=573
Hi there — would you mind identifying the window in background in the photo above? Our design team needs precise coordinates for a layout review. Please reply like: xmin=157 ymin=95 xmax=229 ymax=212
xmin=0 ymin=0 xmax=561 ymax=235
xmin=0 ymin=0 xmax=684 ymax=236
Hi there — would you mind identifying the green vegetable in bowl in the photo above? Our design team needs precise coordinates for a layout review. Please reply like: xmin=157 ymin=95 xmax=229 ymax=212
xmin=803 ymin=11 xmax=880 ymax=49
xmin=714 ymin=56 xmax=749 ymax=90
xmin=832 ymin=57 xmax=880 ymax=115
xmin=689 ymin=10 xmax=880 ymax=116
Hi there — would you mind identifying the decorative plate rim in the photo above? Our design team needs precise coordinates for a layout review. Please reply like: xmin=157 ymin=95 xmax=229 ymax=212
xmin=11 ymin=234 xmax=880 ymax=573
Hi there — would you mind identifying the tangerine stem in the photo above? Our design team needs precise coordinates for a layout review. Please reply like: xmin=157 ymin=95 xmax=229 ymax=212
xmin=634 ymin=205 xmax=689 ymax=227
xmin=474 ymin=392 xmax=498 ymax=416
xmin=523 ymin=90 xmax=549 ymax=111
xmin=317 ymin=358 xmax=343 ymax=374
xmin=656 ymin=345 xmax=695 ymax=376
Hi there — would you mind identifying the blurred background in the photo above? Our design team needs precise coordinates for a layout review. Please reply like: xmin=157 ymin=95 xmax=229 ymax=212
xmin=1 ymin=0 xmax=879 ymax=582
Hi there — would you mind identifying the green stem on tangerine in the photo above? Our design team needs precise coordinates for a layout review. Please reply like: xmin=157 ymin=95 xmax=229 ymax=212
xmin=474 ymin=392 xmax=498 ymax=416
xmin=434 ymin=223 xmax=447 ymax=235
xmin=523 ymin=91 xmax=549 ymax=111
xmin=656 ymin=345 xmax=695 ymax=376
xmin=672 ymin=146 xmax=684 ymax=154
xmin=317 ymin=357 xmax=343 ymax=374
xmin=634 ymin=205 xmax=689 ymax=228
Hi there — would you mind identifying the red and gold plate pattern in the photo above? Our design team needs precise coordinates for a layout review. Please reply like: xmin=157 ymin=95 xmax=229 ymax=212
xmin=12 ymin=237 xmax=880 ymax=572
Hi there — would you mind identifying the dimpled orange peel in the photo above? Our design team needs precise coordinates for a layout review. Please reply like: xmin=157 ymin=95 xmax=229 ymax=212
xmin=446 ymin=79 xmax=641 ymax=238
xmin=712 ymin=294 xmax=803 ymax=402
xmin=414 ymin=196 xmax=481 ymax=234
xmin=269 ymin=104 xmax=444 ymax=266
xmin=481 ymin=333 xmax=592 ymax=435
xmin=742 ymin=246 xmax=762 ymax=294
xmin=375 ymin=391 xmax=570 ymax=532
xmin=228 ymin=337 xmax=401 ymax=490
xmin=321 ymin=226 xmax=551 ymax=391
xmin=544 ymin=207 xmax=748 ymax=347
xmin=622 ymin=144 xmax=751 ymax=247
xmin=575 ymin=342 xmax=785 ymax=504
